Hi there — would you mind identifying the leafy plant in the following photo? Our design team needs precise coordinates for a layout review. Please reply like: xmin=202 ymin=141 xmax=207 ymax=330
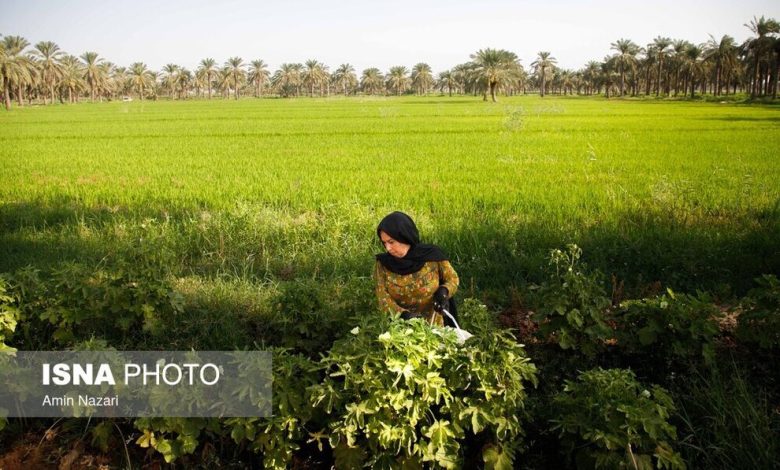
xmin=551 ymin=368 xmax=685 ymax=469
xmin=0 ymin=276 xmax=17 ymax=432
xmin=736 ymin=274 xmax=780 ymax=349
xmin=8 ymin=261 xmax=183 ymax=349
xmin=270 ymin=278 xmax=370 ymax=356
xmin=309 ymin=310 xmax=537 ymax=468
xmin=532 ymin=244 xmax=613 ymax=357
xmin=134 ymin=348 xmax=320 ymax=468
xmin=0 ymin=275 xmax=19 ymax=353
xmin=615 ymin=289 xmax=722 ymax=366
xmin=457 ymin=297 xmax=498 ymax=335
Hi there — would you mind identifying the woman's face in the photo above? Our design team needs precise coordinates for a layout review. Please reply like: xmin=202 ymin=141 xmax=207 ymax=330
xmin=379 ymin=230 xmax=411 ymax=258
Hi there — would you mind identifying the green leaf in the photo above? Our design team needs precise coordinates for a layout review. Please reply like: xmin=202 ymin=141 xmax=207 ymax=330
xmin=637 ymin=326 xmax=658 ymax=345
xmin=483 ymin=443 xmax=515 ymax=470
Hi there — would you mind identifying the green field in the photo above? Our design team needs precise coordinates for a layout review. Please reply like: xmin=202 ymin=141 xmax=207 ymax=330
xmin=2 ymin=96 xmax=780 ymax=467
xmin=2 ymin=96 xmax=778 ymax=298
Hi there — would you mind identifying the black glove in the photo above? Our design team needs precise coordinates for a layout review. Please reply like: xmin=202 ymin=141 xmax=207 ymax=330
xmin=400 ymin=311 xmax=423 ymax=321
xmin=432 ymin=286 xmax=449 ymax=313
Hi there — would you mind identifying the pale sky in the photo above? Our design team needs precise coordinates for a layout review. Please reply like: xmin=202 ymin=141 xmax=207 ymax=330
xmin=1 ymin=0 xmax=778 ymax=74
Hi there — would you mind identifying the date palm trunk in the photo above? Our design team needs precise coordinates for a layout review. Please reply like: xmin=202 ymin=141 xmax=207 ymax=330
xmin=752 ymin=55 xmax=760 ymax=98
xmin=714 ymin=63 xmax=721 ymax=96
xmin=3 ymin=77 xmax=11 ymax=110
xmin=644 ymin=68 xmax=651 ymax=95
xmin=17 ymin=85 xmax=24 ymax=106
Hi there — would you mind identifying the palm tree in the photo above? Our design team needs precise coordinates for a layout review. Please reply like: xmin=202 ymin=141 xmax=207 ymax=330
xmin=773 ymin=35 xmax=780 ymax=98
xmin=226 ymin=57 xmax=245 ymax=99
xmin=610 ymin=39 xmax=639 ymax=96
xmin=199 ymin=58 xmax=217 ymax=99
xmin=161 ymin=63 xmax=180 ymax=99
xmin=129 ymin=62 xmax=153 ymax=100
xmin=452 ymin=63 xmax=471 ymax=94
xmin=743 ymin=16 xmax=780 ymax=98
xmin=411 ymin=62 xmax=434 ymax=95
xmin=360 ymin=67 xmax=383 ymax=95
xmin=302 ymin=59 xmax=328 ymax=96
xmin=216 ymin=66 xmax=232 ymax=98
xmin=386 ymin=66 xmax=409 ymax=96
xmin=97 ymin=61 xmax=116 ymax=99
xmin=333 ymin=63 xmax=356 ymax=96
xmin=272 ymin=63 xmax=303 ymax=97
xmin=582 ymin=60 xmax=601 ymax=95
xmin=32 ymin=40 xmax=65 ymax=104
xmin=704 ymin=35 xmax=738 ymax=96
xmin=111 ymin=66 xmax=130 ymax=99
xmin=531 ymin=51 xmax=556 ymax=97
xmin=176 ymin=68 xmax=192 ymax=99
xmin=1 ymin=35 xmax=33 ymax=109
xmin=470 ymin=48 xmax=521 ymax=102
xmin=684 ymin=44 xmax=705 ymax=98
xmin=558 ymin=69 xmax=576 ymax=95
xmin=80 ymin=51 xmax=105 ymax=102
xmin=59 ymin=55 xmax=84 ymax=103
xmin=670 ymin=39 xmax=693 ymax=96
xmin=437 ymin=70 xmax=456 ymax=96
xmin=650 ymin=36 xmax=672 ymax=96
xmin=248 ymin=59 xmax=270 ymax=97
xmin=600 ymin=58 xmax=619 ymax=98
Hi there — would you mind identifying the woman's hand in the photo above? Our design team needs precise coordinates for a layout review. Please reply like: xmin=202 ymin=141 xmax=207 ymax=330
xmin=400 ymin=311 xmax=423 ymax=320
xmin=433 ymin=286 xmax=449 ymax=312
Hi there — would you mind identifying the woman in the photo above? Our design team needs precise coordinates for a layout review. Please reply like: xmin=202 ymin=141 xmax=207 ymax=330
xmin=374 ymin=211 xmax=459 ymax=326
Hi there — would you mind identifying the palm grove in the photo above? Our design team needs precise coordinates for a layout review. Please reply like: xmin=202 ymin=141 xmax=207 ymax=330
xmin=1 ymin=16 xmax=778 ymax=110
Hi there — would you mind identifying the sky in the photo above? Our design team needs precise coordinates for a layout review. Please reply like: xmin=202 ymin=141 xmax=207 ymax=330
xmin=1 ymin=0 xmax=778 ymax=74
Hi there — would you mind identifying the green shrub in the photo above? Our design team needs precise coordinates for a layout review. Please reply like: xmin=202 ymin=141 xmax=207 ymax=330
xmin=309 ymin=311 xmax=537 ymax=469
xmin=0 ymin=276 xmax=18 ymax=431
xmin=736 ymin=274 xmax=780 ymax=349
xmin=269 ymin=278 xmax=372 ymax=356
xmin=615 ymin=289 xmax=721 ymax=367
xmin=457 ymin=297 xmax=498 ymax=335
xmin=551 ymin=368 xmax=684 ymax=469
xmin=0 ymin=275 xmax=19 ymax=353
xmin=8 ymin=262 xmax=183 ymax=348
xmin=532 ymin=245 xmax=612 ymax=357
xmin=135 ymin=348 xmax=320 ymax=468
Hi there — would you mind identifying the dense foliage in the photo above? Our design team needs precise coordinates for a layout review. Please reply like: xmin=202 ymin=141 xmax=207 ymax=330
xmin=310 ymin=313 xmax=537 ymax=469
xmin=551 ymin=368 xmax=684 ymax=469
xmin=615 ymin=289 xmax=722 ymax=367
xmin=531 ymin=244 xmax=612 ymax=357
xmin=736 ymin=274 xmax=780 ymax=349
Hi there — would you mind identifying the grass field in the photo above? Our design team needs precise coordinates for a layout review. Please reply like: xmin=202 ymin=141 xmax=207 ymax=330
xmin=1 ymin=96 xmax=779 ymax=303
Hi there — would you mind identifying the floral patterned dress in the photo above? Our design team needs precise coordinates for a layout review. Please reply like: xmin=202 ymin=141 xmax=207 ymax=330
xmin=374 ymin=260 xmax=459 ymax=326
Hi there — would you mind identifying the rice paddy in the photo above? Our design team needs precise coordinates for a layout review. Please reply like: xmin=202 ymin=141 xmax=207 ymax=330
xmin=1 ymin=96 xmax=779 ymax=298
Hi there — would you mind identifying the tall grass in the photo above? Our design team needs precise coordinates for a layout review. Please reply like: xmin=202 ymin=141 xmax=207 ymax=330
xmin=676 ymin=358 xmax=780 ymax=468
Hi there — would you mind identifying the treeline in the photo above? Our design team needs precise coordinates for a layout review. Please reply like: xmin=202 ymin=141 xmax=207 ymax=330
xmin=1 ymin=15 xmax=778 ymax=108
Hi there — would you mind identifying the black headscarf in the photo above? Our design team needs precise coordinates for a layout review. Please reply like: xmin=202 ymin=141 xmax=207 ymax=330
xmin=375 ymin=211 xmax=448 ymax=275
